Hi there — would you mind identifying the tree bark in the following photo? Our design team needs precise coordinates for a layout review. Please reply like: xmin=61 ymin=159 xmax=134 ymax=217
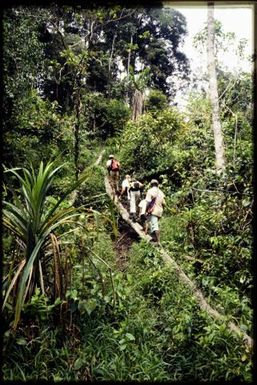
xmin=107 ymin=32 xmax=117 ymax=98
xmin=74 ymin=96 xmax=81 ymax=181
xmin=108 ymin=32 xmax=117 ymax=74
xmin=207 ymin=4 xmax=226 ymax=174
xmin=132 ymin=89 xmax=144 ymax=121
xmin=127 ymin=34 xmax=133 ymax=76
xmin=125 ymin=34 xmax=133 ymax=106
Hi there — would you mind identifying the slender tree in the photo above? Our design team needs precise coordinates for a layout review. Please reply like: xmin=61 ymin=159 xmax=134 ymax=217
xmin=207 ymin=3 xmax=226 ymax=174
xmin=130 ymin=68 xmax=151 ymax=121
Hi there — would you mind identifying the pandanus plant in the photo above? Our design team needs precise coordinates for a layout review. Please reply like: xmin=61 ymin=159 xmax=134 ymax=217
xmin=2 ymin=161 xmax=95 ymax=329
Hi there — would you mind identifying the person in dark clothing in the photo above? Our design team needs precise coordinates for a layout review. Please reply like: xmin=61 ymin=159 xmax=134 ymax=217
xmin=106 ymin=154 xmax=120 ymax=193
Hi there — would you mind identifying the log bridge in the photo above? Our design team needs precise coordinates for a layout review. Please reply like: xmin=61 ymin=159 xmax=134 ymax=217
xmin=104 ymin=175 xmax=253 ymax=350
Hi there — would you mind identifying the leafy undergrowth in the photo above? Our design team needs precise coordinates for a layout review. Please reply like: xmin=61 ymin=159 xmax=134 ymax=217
xmin=2 ymin=139 xmax=253 ymax=382
xmin=160 ymin=187 xmax=253 ymax=338
xmin=3 ymin=239 xmax=252 ymax=382
xmin=2 ymin=5 xmax=253 ymax=382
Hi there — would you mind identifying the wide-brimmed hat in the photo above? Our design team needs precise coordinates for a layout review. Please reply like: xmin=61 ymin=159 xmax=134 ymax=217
xmin=109 ymin=154 xmax=114 ymax=158
xmin=150 ymin=179 xmax=159 ymax=186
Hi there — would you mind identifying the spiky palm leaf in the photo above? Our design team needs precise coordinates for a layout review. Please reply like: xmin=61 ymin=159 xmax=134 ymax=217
xmin=3 ymin=161 xmax=96 ymax=329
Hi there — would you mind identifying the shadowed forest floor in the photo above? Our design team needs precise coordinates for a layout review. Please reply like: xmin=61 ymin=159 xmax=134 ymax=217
xmin=114 ymin=220 xmax=139 ymax=271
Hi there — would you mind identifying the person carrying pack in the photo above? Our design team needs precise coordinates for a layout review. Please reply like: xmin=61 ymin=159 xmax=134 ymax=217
xmin=106 ymin=154 xmax=120 ymax=193
xmin=120 ymin=174 xmax=131 ymax=202
xmin=129 ymin=178 xmax=143 ymax=222
xmin=139 ymin=193 xmax=149 ymax=234
xmin=145 ymin=179 xmax=165 ymax=246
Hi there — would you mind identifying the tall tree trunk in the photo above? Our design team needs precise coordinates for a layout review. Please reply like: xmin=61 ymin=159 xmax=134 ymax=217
xmin=74 ymin=90 xmax=81 ymax=181
xmin=107 ymin=32 xmax=117 ymax=98
xmin=127 ymin=34 xmax=133 ymax=75
xmin=207 ymin=4 xmax=226 ymax=174
xmin=125 ymin=34 xmax=133 ymax=106
xmin=132 ymin=89 xmax=144 ymax=121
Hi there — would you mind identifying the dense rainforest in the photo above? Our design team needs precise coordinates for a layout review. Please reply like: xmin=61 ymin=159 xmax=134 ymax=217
xmin=2 ymin=4 xmax=253 ymax=382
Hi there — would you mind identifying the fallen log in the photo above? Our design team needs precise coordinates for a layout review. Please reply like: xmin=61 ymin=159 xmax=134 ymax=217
xmin=104 ymin=176 xmax=152 ymax=242
xmin=105 ymin=175 xmax=253 ymax=350
xmin=160 ymin=249 xmax=253 ymax=349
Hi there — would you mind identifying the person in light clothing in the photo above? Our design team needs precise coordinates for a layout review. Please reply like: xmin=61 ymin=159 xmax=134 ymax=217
xmin=145 ymin=179 xmax=165 ymax=245
xmin=139 ymin=196 xmax=149 ymax=234
xmin=129 ymin=178 xmax=143 ymax=222
xmin=120 ymin=174 xmax=131 ymax=201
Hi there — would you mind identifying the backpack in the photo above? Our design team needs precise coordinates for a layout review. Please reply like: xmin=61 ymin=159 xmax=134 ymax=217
xmin=111 ymin=159 xmax=120 ymax=171
xmin=133 ymin=181 xmax=140 ymax=190
xmin=129 ymin=181 xmax=140 ymax=191
xmin=146 ymin=197 xmax=156 ymax=214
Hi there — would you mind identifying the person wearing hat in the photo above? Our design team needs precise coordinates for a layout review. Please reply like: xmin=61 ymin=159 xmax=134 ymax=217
xmin=106 ymin=154 xmax=120 ymax=193
xmin=145 ymin=179 xmax=165 ymax=245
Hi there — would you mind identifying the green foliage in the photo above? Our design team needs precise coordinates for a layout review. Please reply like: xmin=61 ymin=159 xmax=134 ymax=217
xmin=218 ymin=71 xmax=252 ymax=123
xmin=186 ymin=93 xmax=212 ymax=129
xmin=103 ymin=7 xmax=189 ymax=96
xmin=3 ymin=160 xmax=97 ymax=329
xmin=3 ymin=7 xmax=45 ymax=102
xmin=128 ymin=67 xmax=152 ymax=92
xmin=23 ymin=289 xmax=62 ymax=322
xmin=193 ymin=19 xmax=238 ymax=56
xmin=84 ymin=93 xmax=130 ymax=139
xmin=75 ymin=165 xmax=106 ymax=209
xmin=145 ymin=89 xmax=169 ymax=112
xmin=2 ymin=4 xmax=253 ymax=383
xmin=4 ymin=90 xmax=74 ymax=166
xmin=3 ymin=7 xmax=48 ymax=166
xmin=60 ymin=48 xmax=88 ymax=68
xmin=119 ymin=108 xmax=187 ymax=179
xmin=3 ymin=325 xmax=83 ymax=381
xmin=2 ymin=221 xmax=252 ymax=381
xmin=125 ymin=242 xmax=252 ymax=381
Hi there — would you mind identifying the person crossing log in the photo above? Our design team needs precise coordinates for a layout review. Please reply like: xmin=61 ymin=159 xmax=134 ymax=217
xmin=105 ymin=175 xmax=152 ymax=242
xmin=104 ymin=174 xmax=253 ymax=350
xmin=129 ymin=178 xmax=143 ymax=222
xmin=106 ymin=154 xmax=120 ymax=193
xmin=145 ymin=179 xmax=165 ymax=246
